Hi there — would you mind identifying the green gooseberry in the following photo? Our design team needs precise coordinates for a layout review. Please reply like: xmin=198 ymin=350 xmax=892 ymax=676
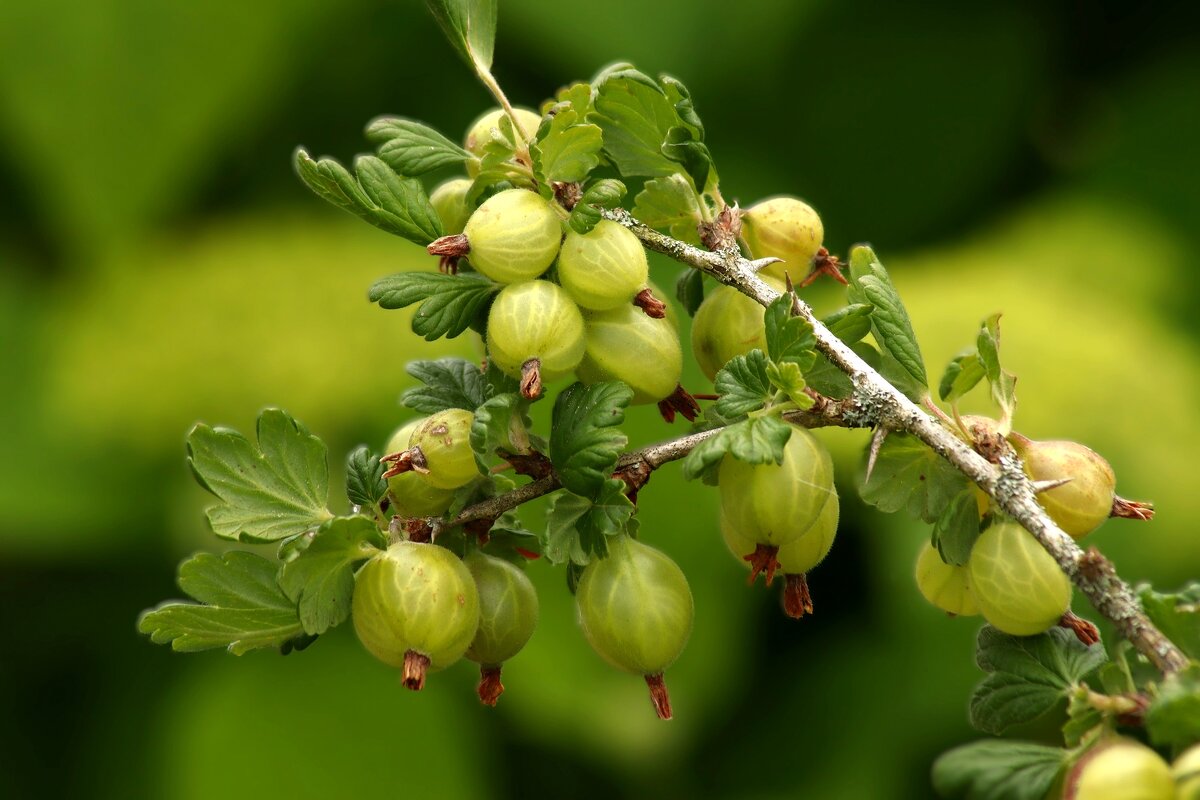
xmin=463 ymin=189 xmax=563 ymax=283
xmin=557 ymin=220 xmax=649 ymax=311
xmin=913 ymin=541 xmax=980 ymax=617
xmin=576 ymin=302 xmax=682 ymax=404
xmin=409 ymin=408 xmax=479 ymax=490
xmin=486 ymin=280 xmax=585 ymax=389
xmin=967 ymin=521 xmax=1072 ymax=636
xmin=740 ymin=196 xmax=824 ymax=281
xmin=464 ymin=550 xmax=540 ymax=707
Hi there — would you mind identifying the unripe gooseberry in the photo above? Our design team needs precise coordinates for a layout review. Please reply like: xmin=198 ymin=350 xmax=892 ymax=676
xmin=429 ymin=178 xmax=473 ymax=236
xmin=557 ymin=220 xmax=649 ymax=311
xmin=719 ymin=426 xmax=836 ymax=550
xmin=740 ymin=196 xmax=824 ymax=281
xmin=464 ymin=106 xmax=542 ymax=166
xmin=352 ymin=541 xmax=481 ymax=690
xmin=1173 ymin=743 xmax=1200 ymax=800
xmin=1068 ymin=739 xmax=1176 ymax=800
xmin=462 ymin=189 xmax=563 ymax=283
xmin=967 ymin=521 xmax=1072 ymax=636
xmin=464 ymin=550 xmax=539 ymax=706
xmin=1010 ymin=434 xmax=1116 ymax=539
xmin=575 ymin=535 xmax=694 ymax=719
xmin=486 ymin=280 xmax=586 ymax=394
xmin=409 ymin=408 xmax=479 ymax=490
xmin=914 ymin=542 xmax=980 ymax=617
xmin=690 ymin=276 xmax=785 ymax=381
xmin=384 ymin=420 xmax=457 ymax=517
xmin=576 ymin=303 xmax=682 ymax=404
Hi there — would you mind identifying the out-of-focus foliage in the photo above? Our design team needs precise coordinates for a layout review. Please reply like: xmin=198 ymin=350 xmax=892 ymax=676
xmin=1 ymin=0 xmax=1198 ymax=798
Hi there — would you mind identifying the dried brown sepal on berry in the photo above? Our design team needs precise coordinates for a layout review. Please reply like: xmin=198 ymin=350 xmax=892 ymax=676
xmin=477 ymin=665 xmax=504 ymax=707
xmin=1112 ymin=495 xmax=1155 ymax=521
xmin=644 ymin=673 xmax=673 ymax=720
xmin=632 ymin=287 xmax=667 ymax=319
xmin=783 ymin=573 xmax=814 ymax=619
xmin=1059 ymin=611 xmax=1101 ymax=646
xmin=552 ymin=181 xmax=582 ymax=211
xmin=743 ymin=543 xmax=782 ymax=586
xmin=402 ymin=650 xmax=431 ymax=691
xmin=797 ymin=247 xmax=848 ymax=288
xmin=656 ymin=384 xmax=701 ymax=424
xmin=427 ymin=232 xmax=470 ymax=259
xmin=519 ymin=358 xmax=543 ymax=400
xmin=381 ymin=446 xmax=427 ymax=478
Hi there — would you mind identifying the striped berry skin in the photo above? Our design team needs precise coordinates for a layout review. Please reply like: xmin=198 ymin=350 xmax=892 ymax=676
xmin=352 ymin=542 xmax=480 ymax=684
xmin=486 ymin=280 xmax=585 ymax=382
xmin=968 ymin=521 xmax=1072 ymax=636
xmin=718 ymin=427 xmax=836 ymax=550
xmin=721 ymin=491 xmax=839 ymax=576
xmin=914 ymin=542 xmax=979 ymax=617
xmin=464 ymin=107 xmax=542 ymax=163
xmin=464 ymin=551 xmax=539 ymax=668
xmin=1069 ymin=739 xmax=1176 ymax=800
xmin=409 ymin=409 xmax=480 ymax=490
xmin=690 ymin=276 xmax=785 ymax=382
xmin=429 ymin=178 xmax=473 ymax=236
xmin=1011 ymin=435 xmax=1116 ymax=539
xmin=557 ymin=220 xmax=649 ymax=311
xmin=463 ymin=189 xmax=563 ymax=283
xmin=576 ymin=303 xmax=682 ymax=404
xmin=384 ymin=419 xmax=457 ymax=517
xmin=740 ymin=196 xmax=824 ymax=281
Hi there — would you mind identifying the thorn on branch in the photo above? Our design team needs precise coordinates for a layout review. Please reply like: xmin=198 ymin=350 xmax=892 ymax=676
xmin=633 ymin=287 xmax=667 ymax=318
xmin=1112 ymin=495 xmax=1155 ymax=521
xmin=864 ymin=427 xmax=888 ymax=483
xmin=1032 ymin=477 xmax=1074 ymax=494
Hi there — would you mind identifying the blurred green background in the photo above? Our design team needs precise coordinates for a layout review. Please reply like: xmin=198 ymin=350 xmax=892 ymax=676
xmin=2 ymin=1 xmax=1198 ymax=797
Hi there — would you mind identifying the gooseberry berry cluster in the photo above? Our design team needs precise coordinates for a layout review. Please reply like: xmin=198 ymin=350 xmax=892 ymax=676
xmin=139 ymin=2 xmax=1198 ymax=797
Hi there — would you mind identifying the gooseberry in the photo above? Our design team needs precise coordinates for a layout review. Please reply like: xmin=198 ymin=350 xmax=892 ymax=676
xmin=1173 ymin=743 xmax=1200 ymax=800
xmin=464 ymin=106 xmax=542 ymax=165
xmin=463 ymin=550 xmax=540 ymax=707
xmin=556 ymin=219 xmax=649 ymax=311
xmin=409 ymin=408 xmax=480 ymax=490
xmin=575 ymin=302 xmax=682 ymax=404
xmin=1068 ymin=739 xmax=1176 ymax=800
xmin=690 ymin=276 xmax=785 ymax=381
xmin=383 ymin=420 xmax=457 ymax=517
xmin=486 ymin=280 xmax=586 ymax=397
xmin=1009 ymin=434 xmax=1116 ymax=539
xmin=967 ymin=520 xmax=1072 ymax=636
xmin=461 ymin=189 xmax=563 ymax=283
xmin=351 ymin=541 xmax=481 ymax=690
xmin=428 ymin=178 xmax=473 ymax=236
xmin=575 ymin=535 xmax=694 ymax=719
xmin=913 ymin=541 xmax=980 ymax=617
xmin=740 ymin=196 xmax=824 ymax=281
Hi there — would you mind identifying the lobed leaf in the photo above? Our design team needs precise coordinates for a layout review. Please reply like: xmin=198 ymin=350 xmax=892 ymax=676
xmin=423 ymin=0 xmax=497 ymax=72
xmin=366 ymin=117 xmax=471 ymax=176
xmin=764 ymin=292 xmax=817 ymax=370
xmin=939 ymin=349 xmax=987 ymax=404
xmin=368 ymin=272 xmax=498 ymax=341
xmin=969 ymin=627 xmax=1107 ymax=735
xmin=294 ymin=149 xmax=443 ymax=245
xmin=932 ymin=740 xmax=1066 ymax=800
xmin=847 ymin=245 xmax=927 ymax=396
xmin=400 ymin=357 xmax=489 ymax=414
xmin=345 ymin=446 xmax=387 ymax=510
xmin=859 ymin=432 xmax=969 ymax=543
xmin=680 ymin=416 xmax=792 ymax=481
xmin=589 ymin=67 xmax=680 ymax=179
xmin=1139 ymin=583 xmax=1200 ymax=660
xmin=822 ymin=303 xmax=874 ymax=345
xmin=138 ymin=552 xmax=306 ymax=654
xmin=568 ymin=178 xmax=627 ymax=235
xmin=549 ymin=382 xmax=633 ymax=498
xmin=977 ymin=313 xmax=1018 ymax=430
xmin=187 ymin=409 xmax=333 ymax=543
xmin=470 ymin=392 xmax=535 ymax=471
xmin=1145 ymin=663 xmax=1200 ymax=749
xmin=542 ymin=480 xmax=635 ymax=565
xmin=632 ymin=174 xmax=702 ymax=241
xmin=713 ymin=350 xmax=773 ymax=419
xmin=530 ymin=105 xmax=603 ymax=184
xmin=278 ymin=516 xmax=386 ymax=636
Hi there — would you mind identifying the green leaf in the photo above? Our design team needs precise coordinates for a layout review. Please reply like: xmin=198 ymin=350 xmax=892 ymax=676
xmin=632 ymin=174 xmax=703 ymax=240
xmin=294 ymin=149 xmax=443 ymax=245
xmin=365 ymin=117 xmax=472 ymax=176
xmin=278 ymin=517 xmax=385 ymax=636
xmin=568 ymin=179 xmax=627 ymax=235
xmin=423 ymin=0 xmax=497 ymax=72
xmin=932 ymin=740 xmax=1067 ymax=800
xmin=400 ymin=358 xmax=489 ymax=414
xmin=675 ymin=268 xmax=704 ymax=317
xmin=470 ymin=393 xmax=535 ymax=471
xmin=661 ymin=125 xmax=713 ymax=195
xmin=589 ymin=68 xmax=680 ymax=179
xmin=822 ymin=304 xmax=874 ymax=345
xmin=345 ymin=446 xmax=387 ymax=510
xmin=187 ymin=409 xmax=333 ymax=543
xmin=554 ymin=82 xmax=594 ymax=117
xmin=764 ymin=292 xmax=817 ymax=370
xmin=713 ymin=350 xmax=773 ymax=419
xmin=368 ymin=272 xmax=499 ymax=341
xmin=680 ymin=416 xmax=792 ymax=481
xmin=939 ymin=349 xmax=987 ymax=404
xmin=549 ymin=382 xmax=633 ymax=498
xmin=933 ymin=488 xmax=982 ymax=565
xmin=804 ymin=341 xmax=881 ymax=400
xmin=859 ymin=432 xmax=968 ymax=530
xmin=766 ymin=361 xmax=814 ymax=409
xmin=542 ymin=480 xmax=635 ymax=565
xmin=847 ymin=244 xmax=928 ymax=395
xmin=659 ymin=74 xmax=705 ymax=140
xmin=138 ymin=552 xmax=306 ymax=654
xmin=969 ymin=626 xmax=1108 ymax=735
xmin=978 ymin=314 xmax=1018 ymax=430
xmin=530 ymin=105 xmax=604 ymax=184
xmin=1139 ymin=583 xmax=1200 ymax=660
xmin=1146 ymin=663 xmax=1200 ymax=749
xmin=1062 ymin=686 xmax=1105 ymax=748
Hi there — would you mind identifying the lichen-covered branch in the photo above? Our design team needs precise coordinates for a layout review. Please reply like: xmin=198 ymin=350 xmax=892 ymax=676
xmin=601 ymin=207 xmax=1190 ymax=677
